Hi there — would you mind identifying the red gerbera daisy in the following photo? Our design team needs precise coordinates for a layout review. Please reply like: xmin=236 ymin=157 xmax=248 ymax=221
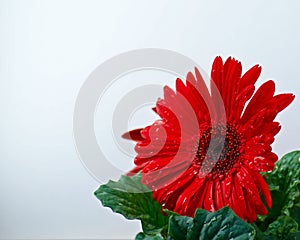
xmin=123 ymin=56 xmax=294 ymax=222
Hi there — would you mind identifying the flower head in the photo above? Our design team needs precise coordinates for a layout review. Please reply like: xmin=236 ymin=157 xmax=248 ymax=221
xmin=123 ymin=56 xmax=294 ymax=222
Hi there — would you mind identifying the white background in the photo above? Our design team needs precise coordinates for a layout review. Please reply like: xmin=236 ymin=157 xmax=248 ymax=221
xmin=1 ymin=0 xmax=300 ymax=239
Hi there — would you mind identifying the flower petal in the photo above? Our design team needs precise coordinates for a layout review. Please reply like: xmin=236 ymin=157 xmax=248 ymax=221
xmin=122 ymin=128 xmax=144 ymax=141
xmin=247 ymin=167 xmax=272 ymax=208
xmin=214 ymin=179 xmax=225 ymax=210
xmin=223 ymin=57 xmax=242 ymax=117
xmin=174 ymin=177 xmax=206 ymax=216
xmin=221 ymin=174 xmax=232 ymax=206
xmin=203 ymin=180 xmax=215 ymax=212
xmin=273 ymin=93 xmax=295 ymax=113
xmin=232 ymin=174 xmax=247 ymax=220
xmin=241 ymin=80 xmax=275 ymax=123
xmin=239 ymin=64 xmax=261 ymax=91
xmin=237 ymin=167 xmax=268 ymax=216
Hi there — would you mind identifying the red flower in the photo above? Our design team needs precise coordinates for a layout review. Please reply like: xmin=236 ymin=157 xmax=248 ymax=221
xmin=123 ymin=56 xmax=294 ymax=222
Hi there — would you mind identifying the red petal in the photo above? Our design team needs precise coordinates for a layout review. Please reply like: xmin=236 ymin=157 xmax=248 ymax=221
xmin=211 ymin=56 xmax=223 ymax=92
xmin=232 ymin=174 xmax=247 ymax=220
xmin=263 ymin=122 xmax=281 ymax=136
xmin=254 ymin=157 xmax=274 ymax=172
xmin=153 ymin=168 xmax=196 ymax=209
xmin=211 ymin=56 xmax=226 ymax=119
xmin=122 ymin=128 xmax=144 ymax=141
xmin=245 ymin=194 xmax=257 ymax=222
xmin=193 ymin=178 xmax=209 ymax=213
xmin=242 ymin=109 xmax=278 ymax=138
xmin=223 ymin=57 xmax=242 ymax=117
xmin=247 ymin=167 xmax=272 ymax=208
xmin=176 ymin=76 xmax=210 ymax=124
xmin=163 ymin=85 xmax=200 ymax=135
xmin=221 ymin=175 xmax=232 ymax=206
xmin=126 ymin=163 xmax=146 ymax=176
xmin=203 ymin=180 xmax=215 ymax=212
xmin=156 ymin=100 xmax=179 ymax=128
xmin=230 ymin=180 xmax=244 ymax=220
xmin=239 ymin=64 xmax=261 ymax=91
xmin=194 ymin=67 xmax=211 ymax=104
xmin=237 ymin=167 xmax=268 ymax=216
xmin=174 ymin=177 xmax=206 ymax=216
xmin=245 ymin=142 xmax=271 ymax=155
xmin=234 ymin=85 xmax=255 ymax=119
xmin=214 ymin=179 xmax=225 ymax=210
xmin=241 ymin=80 xmax=275 ymax=123
xmin=273 ymin=93 xmax=295 ymax=113
xmin=243 ymin=152 xmax=276 ymax=173
xmin=265 ymin=152 xmax=278 ymax=163
xmin=186 ymin=80 xmax=211 ymax=122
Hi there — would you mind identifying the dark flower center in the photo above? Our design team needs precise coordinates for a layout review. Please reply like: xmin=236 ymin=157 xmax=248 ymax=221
xmin=196 ymin=124 xmax=241 ymax=177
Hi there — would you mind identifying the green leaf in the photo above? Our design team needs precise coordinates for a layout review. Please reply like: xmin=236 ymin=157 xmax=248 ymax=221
xmin=168 ymin=215 xmax=193 ymax=240
xmin=266 ymin=151 xmax=300 ymax=221
xmin=135 ymin=232 xmax=164 ymax=240
xmin=290 ymin=205 xmax=300 ymax=226
xmin=288 ymin=231 xmax=300 ymax=240
xmin=255 ymin=151 xmax=300 ymax=234
xmin=251 ymin=224 xmax=274 ymax=240
xmin=254 ymin=151 xmax=300 ymax=239
xmin=94 ymin=174 xmax=168 ymax=235
xmin=168 ymin=207 xmax=255 ymax=240
xmin=264 ymin=216 xmax=298 ymax=239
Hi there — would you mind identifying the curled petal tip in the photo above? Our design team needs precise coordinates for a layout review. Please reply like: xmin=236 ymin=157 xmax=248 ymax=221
xmin=122 ymin=128 xmax=144 ymax=141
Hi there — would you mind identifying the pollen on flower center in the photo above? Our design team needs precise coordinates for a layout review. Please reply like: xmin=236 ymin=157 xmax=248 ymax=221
xmin=195 ymin=124 xmax=241 ymax=177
